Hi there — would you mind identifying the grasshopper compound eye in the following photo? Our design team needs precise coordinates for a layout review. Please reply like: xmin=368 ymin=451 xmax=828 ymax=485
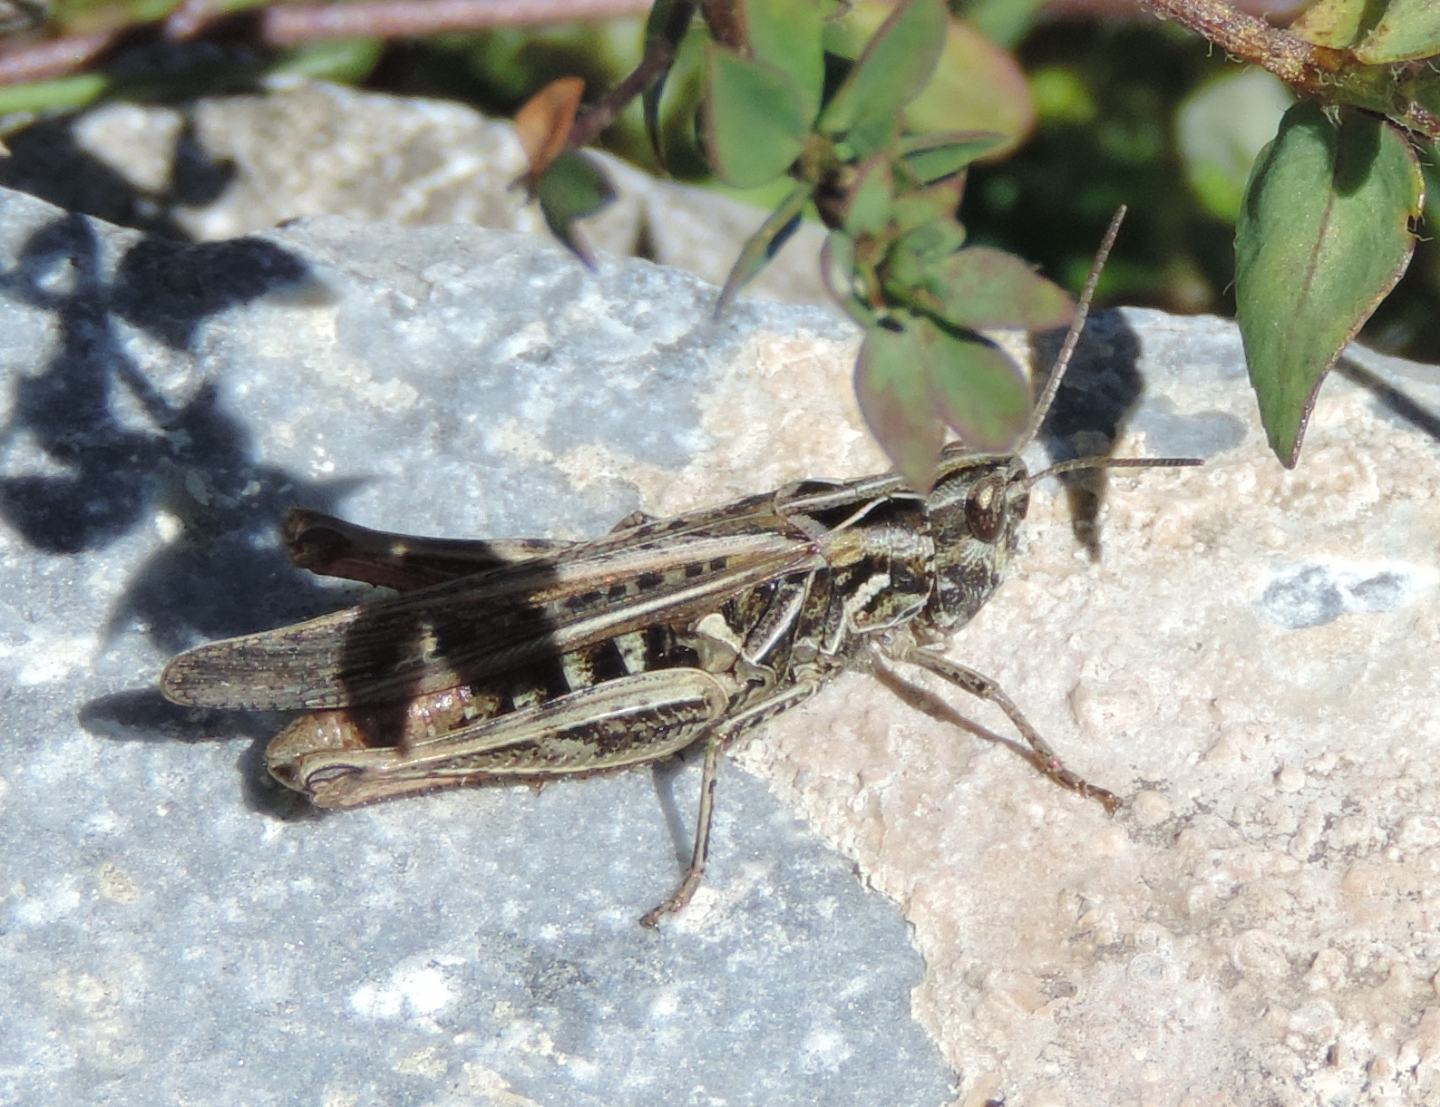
xmin=964 ymin=474 xmax=1007 ymax=543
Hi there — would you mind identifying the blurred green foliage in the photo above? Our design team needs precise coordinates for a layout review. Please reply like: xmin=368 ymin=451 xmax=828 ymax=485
xmin=0 ymin=0 xmax=1435 ymax=439
xmin=374 ymin=7 xmax=1438 ymax=365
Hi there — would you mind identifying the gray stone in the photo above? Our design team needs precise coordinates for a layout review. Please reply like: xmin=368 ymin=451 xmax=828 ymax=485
xmin=1260 ymin=563 xmax=1416 ymax=629
xmin=0 ymin=186 xmax=947 ymax=1107
xmin=0 ymin=78 xmax=830 ymax=308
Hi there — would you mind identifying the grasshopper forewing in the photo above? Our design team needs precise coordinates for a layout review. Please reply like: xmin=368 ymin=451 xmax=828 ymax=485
xmin=161 ymin=208 xmax=1201 ymax=926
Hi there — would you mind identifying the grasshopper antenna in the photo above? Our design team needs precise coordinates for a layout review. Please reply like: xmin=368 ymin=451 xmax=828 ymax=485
xmin=1027 ymin=454 xmax=1202 ymax=486
xmin=1021 ymin=205 xmax=1128 ymax=451
xmin=1020 ymin=205 xmax=1202 ymax=482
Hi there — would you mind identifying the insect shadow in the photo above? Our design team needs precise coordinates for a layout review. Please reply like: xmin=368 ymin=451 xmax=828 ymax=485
xmin=1029 ymin=309 xmax=1145 ymax=559
xmin=79 ymin=688 xmax=319 ymax=821
xmin=871 ymin=665 xmax=1040 ymax=776
xmin=4 ymin=207 xmax=367 ymax=811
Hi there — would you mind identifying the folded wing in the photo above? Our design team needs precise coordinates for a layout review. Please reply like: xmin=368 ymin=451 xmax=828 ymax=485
xmin=162 ymin=518 xmax=820 ymax=711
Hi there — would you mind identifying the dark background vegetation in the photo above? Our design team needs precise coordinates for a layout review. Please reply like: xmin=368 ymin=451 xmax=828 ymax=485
xmin=0 ymin=0 xmax=1434 ymax=360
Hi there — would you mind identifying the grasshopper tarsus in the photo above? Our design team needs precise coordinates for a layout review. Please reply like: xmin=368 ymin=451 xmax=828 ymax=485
xmin=1032 ymin=758 xmax=1123 ymax=816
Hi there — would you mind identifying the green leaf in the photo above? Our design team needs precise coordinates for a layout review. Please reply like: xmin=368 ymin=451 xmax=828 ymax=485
xmin=898 ymin=131 xmax=1006 ymax=184
xmin=1295 ymin=0 xmax=1440 ymax=61
xmin=1424 ymin=137 xmax=1440 ymax=227
xmin=821 ymin=231 xmax=856 ymax=287
xmin=645 ymin=25 xmax=711 ymax=176
xmin=885 ymin=246 xmax=1074 ymax=332
xmin=642 ymin=0 xmax=700 ymax=165
xmin=826 ymin=2 xmax=1033 ymax=159
xmin=715 ymin=184 xmax=812 ymax=315
xmin=835 ymin=113 xmax=901 ymax=162
xmin=879 ymin=224 xmax=963 ymax=314
xmin=703 ymin=44 xmax=811 ymax=188
xmin=890 ymin=221 xmax=968 ymax=267
xmin=1176 ymin=70 xmax=1293 ymax=223
xmin=741 ymin=0 xmax=824 ymax=123
xmin=1283 ymin=7 xmax=1440 ymax=135
xmin=821 ymin=231 xmax=878 ymax=327
xmin=942 ymin=247 xmax=1074 ymax=331
xmin=0 ymin=74 xmax=108 ymax=115
xmin=922 ymin=323 xmax=1031 ymax=454
xmin=820 ymin=0 xmax=947 ymax=138
xmin=856 ymin=321 xmax=946 ymax=492
xmin=841 ymin=157 xmax=894 ymax=237
xmin=1236 ymin=104 xmax=1422 ymax=467
xmin=270 ymin=40 xmax=384 ymax=82
xmin=897 ymin=17 xmax=1033 ymax=158
xmin=1289 ymin=0 xmax=1368 ymax=48
xmin=1354 ymin=0 xmax=1440 ymax=63
xmin=963 ymin=0 xmax=1050 ymax=48
xmin=535 ymin=151 xmax=617 ymax=267
xmin=890 ymin=176 xmax=966 ymax=235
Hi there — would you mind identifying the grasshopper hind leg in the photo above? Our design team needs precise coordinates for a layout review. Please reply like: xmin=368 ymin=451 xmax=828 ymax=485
xmin=639 ymin=676 xmax=825 ymax=927
xmin=282 ymin=508 xmax=570 ymax=591
xmin=885 ymin=642 xmax=1121 ymax=814
xmin=639 ymin=731 xmax=724 ymax=928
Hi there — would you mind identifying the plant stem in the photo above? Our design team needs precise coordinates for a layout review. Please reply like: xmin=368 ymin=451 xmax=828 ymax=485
xmin=1133 ymin=0 xmax=1346 ymax=92
xmin=0 ymin=30 xmax=120 ymax=85
xmin=1133 ymin=0 xmax=1440 ymax=137
xmin=566 ymin=24 xmax=678 ymax=149
xmin=0 ymin=0 xmax=653 ymax=86
xmin=259 ymin=0 xmax=651 ymax=45
xmin=698 ymin=0 xmax=743 ymax=50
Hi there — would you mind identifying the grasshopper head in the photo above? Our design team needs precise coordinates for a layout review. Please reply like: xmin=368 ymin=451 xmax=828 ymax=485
xmin=921 ymin=446 xmax=1200 ymax=631
xmin=922 ymin=449 xmax=1031 ymax=630
xmin=915 ymin=207 xmax=1201 ymax=631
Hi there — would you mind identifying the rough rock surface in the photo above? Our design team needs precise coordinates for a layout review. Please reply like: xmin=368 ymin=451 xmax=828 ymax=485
xmin=0 ymin=78 xmax=828 ymax=306
xmin=0 ymin=185 xmax=947 ymax=1107
xmin=1 ymin=97 xmax=1438 ymax=1107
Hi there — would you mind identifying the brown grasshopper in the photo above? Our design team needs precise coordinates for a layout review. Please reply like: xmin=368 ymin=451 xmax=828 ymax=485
xmin=161 ymin=212 xmax=1198 ymax=926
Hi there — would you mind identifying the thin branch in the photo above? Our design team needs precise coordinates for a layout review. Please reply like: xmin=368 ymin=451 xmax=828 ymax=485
xmin=0 ymin=0 xmax=653 ymax=87
xmin=260 ymin=0 xmax=650 ymax=46
xmin=1134 ymin=0 xmax=1348 ymax=88
xmin=0 ymin=30 xmax=120 ymax=85
xmin=698 ymin=0 xmax=742 ymax=49
xmin=1133 ymin=0 xmax=1440 ymax=137
xmin=165 ymin=0 xmax=225 ymax=41
xmin=566 ymin=16 xmax=680 ymax=149
xmin=1052 ymin=0 xmax=1308 ymax=15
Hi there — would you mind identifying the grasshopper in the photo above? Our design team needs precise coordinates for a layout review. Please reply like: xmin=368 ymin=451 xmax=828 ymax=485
xmin=160 ymin=211 xmax=1198 ymax=927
